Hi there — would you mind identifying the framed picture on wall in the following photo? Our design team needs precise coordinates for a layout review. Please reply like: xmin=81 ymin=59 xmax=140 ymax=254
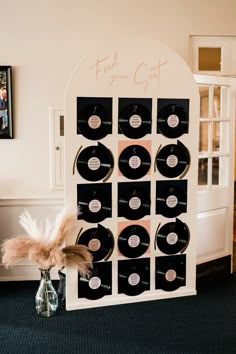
xmin=0 ymin=66 xmax=13 ymax=138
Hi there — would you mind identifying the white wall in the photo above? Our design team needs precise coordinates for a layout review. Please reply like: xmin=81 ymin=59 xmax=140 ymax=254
xmin=1 ymin=0 xmax=236 ymax=279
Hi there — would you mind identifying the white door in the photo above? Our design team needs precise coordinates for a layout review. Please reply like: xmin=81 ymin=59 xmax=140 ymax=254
xmin=194 ymin=74 xmax=235 ymax=267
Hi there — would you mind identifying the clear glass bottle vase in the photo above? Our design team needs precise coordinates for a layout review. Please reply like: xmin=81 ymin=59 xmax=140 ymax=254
xmin=35 ymin=268 xmax=58 ymax=317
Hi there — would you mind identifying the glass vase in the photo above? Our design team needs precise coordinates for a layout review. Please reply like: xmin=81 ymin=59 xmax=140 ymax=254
xmin=35 ymin=268 xmax=58 ymax=317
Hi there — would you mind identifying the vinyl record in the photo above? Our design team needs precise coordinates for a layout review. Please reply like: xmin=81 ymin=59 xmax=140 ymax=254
xmin=155 ymin=255 xmax=186 ymax=291
xmin=77 ymin=97 xmax=112 ymax=140
xmin=118 ymin=103 xmax=151 ymax=139
xmin=77 ymin=224 xmax=114 ymax=262
xmin=77 ymin=183 xmax=112 ymax=223
xmin=118 ymin=258 xmax=150 ymax=296
xmin=156 ymin=218 xmax=190 ymax=255
xmin=157 ymin=101 xmax=189 ymax=138
xmin=118 ymin=224 xmax=150 ymax=258
xmin=77 ymin=142 xmax=114 ymax=181
xmin=118 ymin=182 xmax=151 ymax=220
xmin=156 ymin=141 xmax=190 ymax=178
xmin=156 ymin=180 xmax=187 ymax=218
xmin=118 ymin=145 xmax=151 ymax=179
xmin=78 ymin=261 xmax=112 ymax=300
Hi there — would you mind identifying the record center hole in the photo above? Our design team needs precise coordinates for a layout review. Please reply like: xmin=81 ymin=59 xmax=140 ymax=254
xmin=88 ymin=238 xmax=101 ymax=252
xmin=129 ymin=114 xmax=142 ymax=128
xmin=89 ymin=276 xmax=101 ymax=290
xmin=128 ymin=235 xmax=140 ymax=248
xmin=128 ymin=273 xmax=140 ymax=286
xmin=88 ymin=115 xmax=102 ymax=129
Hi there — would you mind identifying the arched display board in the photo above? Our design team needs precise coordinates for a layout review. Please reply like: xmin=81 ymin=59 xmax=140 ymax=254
xmin=64 ymin=39 xmax=199 ymax=310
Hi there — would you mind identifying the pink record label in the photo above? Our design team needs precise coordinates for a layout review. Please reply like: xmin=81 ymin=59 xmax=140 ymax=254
xmin=129 ymin=155 xmax=141 ymax=169
xmin=165 ymin=269 xmax=177 ymax=282
xmin=88 ymin=238 xmax=101 ymax=252
xmin=88 ymin=115 xmax=102 ymax=129
xmin=167 ymin=114 xmax=179 ymax=128
xmin=128 ymin=235 xmax=140 ymax=248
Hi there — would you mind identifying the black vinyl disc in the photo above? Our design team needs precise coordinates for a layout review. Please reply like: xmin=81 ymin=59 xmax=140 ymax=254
xmin=155 ymin=255 xmax=186 ymax=292
xmin=157 ymin=103 xmax=188 ymax=138
xmin=77 ymin=142 xmax=114 ymax=181
xmin=119 ymin=104 xmax=151 ymax=139
xmin=78 ymin=262 xmax=112 ymax=300
xmin=156 ymin=141 xmax=190 ymax=178
xmin=77 ymin=183 xmax=112 ymax=223
xmin=156 ymin=180 xmax=187 ymax=218
xmin=119 ymin=145 xmax=151 ymax=179
xmin=118 ymin=182 xmax=150 ymax=220
xmin=156 ymin=218 xmax=190 ymax=255
xmin=77 ymin=103 xmax=112 ymax=140
xmin=118 ymin=258 xmax=150 ymax=296
xmin=118 ymin=224 xmax=150 ymax=258
xmin=77 ymin=224 xmax=114 ymax=262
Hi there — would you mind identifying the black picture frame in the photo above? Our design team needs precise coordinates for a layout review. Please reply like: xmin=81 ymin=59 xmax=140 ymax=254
xmin=0 ymin=66 xmax=13 ymax=138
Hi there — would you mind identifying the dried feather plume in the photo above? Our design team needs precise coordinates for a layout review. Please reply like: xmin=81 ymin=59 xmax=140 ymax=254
xmin=1 ymin=208 xmax=92 ymax=277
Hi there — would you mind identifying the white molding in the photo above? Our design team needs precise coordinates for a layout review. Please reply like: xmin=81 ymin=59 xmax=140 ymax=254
xmin=0 ymin=197 xmax=64 ymax=207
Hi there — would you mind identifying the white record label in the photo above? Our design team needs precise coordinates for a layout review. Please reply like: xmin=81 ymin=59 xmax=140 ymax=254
xmin=88 ymin=115 xmax=102 ymax=129
xmin=128 ymin=273 xmax=140 ymax=286
xmin=167 ymin=114 xmax=179 ymax=128
xmin=89 ymin=199 xmax=102 ymax=213
xmin=166 ymin=195 xmax=178 ymax=208
xmin=88 ymin=238 xmax=101 ymax=252
xmin=129 ymin=114 xmax=142 ymax=128
xmin=166 ymin=232 xmax=178 ymax=245
xmin=165 ymin=269 xmax=177 ymax=282
xmin=128 ymin=235 xmax=141 ymax=248
xmin=166 ymin=155 xmax=178 ymax=168
xmin=88 ymin=157 xmax=100 ymax=171
xmin=129 ymin=155 xmax=141 ymax=169
xmin=89 ymin=276 xmax=101 ymax=290
xmin=129 ymin=196 xmax=141 ymax=210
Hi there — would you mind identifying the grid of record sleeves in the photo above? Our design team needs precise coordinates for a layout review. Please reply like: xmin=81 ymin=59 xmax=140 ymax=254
xmin=76 ymin=96 xmax=190 ymax=300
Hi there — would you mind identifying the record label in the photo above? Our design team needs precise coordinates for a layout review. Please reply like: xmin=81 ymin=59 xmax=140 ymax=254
xmin=166 ymin=195 xmax=178 ymax=208
xmin=89 ymin=276 xmax=101 ymax=290
xmin=165 ymin=269 xmax=177 ymax=282
xmin=166 ymin=232 xmax=178 ymax=245
xmin=129 ymin=196 xmax=141 ymax=210
xmin=89 ymin=199 xmax=102 ymax=213
xmin=128 ymin=273 xmax=140 ymax=286
xmin=166 ymin=155 xmax=178 ymax=168
xmin=128 ymin=235 xmax=140 ymax=248
xmin=129 ymin=156 xmax=141 ymax=169
xmin=88 ymin=115 xmax=102 ymax=129
xmin=167 ymin=114 xmax=179 ymax=128
xmin=88 ymin=238 xmax=101 ymax=252
xmin=129 ymin=114 xmax=142 ymax=128
xmin=88 ymin=157 xmax=100 ymax=170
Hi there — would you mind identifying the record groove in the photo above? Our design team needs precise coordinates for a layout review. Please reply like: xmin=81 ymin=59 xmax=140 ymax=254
xmin=118 ymin=224 xmax=150 ymax=258
xmin=119 ymin=145 xmax=151 ymax=179
xmin=77 ymin=142 xmax=114 ymax=181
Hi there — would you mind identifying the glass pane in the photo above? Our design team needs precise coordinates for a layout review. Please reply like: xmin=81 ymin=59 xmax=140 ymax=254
xmin=199 ymin=122 xmax=208 ymax=152
xmin=213 ymin=86 xmax=220 ymax=118
xmin=199 ymin=85 xmax=209 ymax=118
xmin=212 ymin=157 xmax=219 ymax=185
xmin=198 ymin=158 xmax=208 ymax=185
xmin=220 ymin=86 xmax=230 ymax=119
xmin=212 ymin=121 xmax=229 ymax=153
xmin=198 ymin=48 xmax=221 ymax=71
